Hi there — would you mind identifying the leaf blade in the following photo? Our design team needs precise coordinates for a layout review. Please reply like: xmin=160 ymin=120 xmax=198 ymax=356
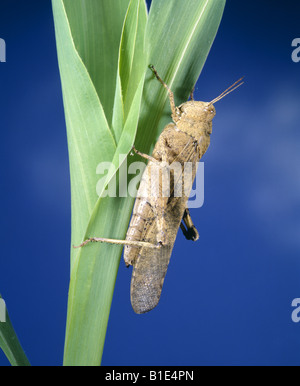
xmin=52 ymin=0 xmax=118 ymax=269
xmin=60 ymin=0 xmax=147 ymax=366
xmin=0 ymin=295 xmax=30 ymax=366
xmin=63 ymin=0 xmax=131 ymax=126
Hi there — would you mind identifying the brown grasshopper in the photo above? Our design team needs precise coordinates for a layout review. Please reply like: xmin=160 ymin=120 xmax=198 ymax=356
xmin=75 ymin=65 xmax=243 ymax=313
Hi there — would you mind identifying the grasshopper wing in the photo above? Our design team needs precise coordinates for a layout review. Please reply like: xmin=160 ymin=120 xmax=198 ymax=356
xmin=130 ymin=243 xmax=173 ymax=314
xmin=130 ymin=197 xmax=186 ymax=314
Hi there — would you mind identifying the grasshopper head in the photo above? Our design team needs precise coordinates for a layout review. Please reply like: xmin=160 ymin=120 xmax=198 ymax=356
xmin=177 ymin=101 xmax=216 ymax=122
xmin=176 ymin=77 xmax=244 ymax=124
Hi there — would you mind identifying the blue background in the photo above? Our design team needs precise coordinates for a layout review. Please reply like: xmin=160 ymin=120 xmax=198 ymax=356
xmin=0 ymin=0 xmax=300 ymax=366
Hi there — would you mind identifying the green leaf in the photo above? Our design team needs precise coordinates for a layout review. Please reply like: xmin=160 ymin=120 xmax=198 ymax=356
xmin=63 ymin=77 xmax=145 ymax=367
xmin=52 ymin=0 xmax=120 ymax=270
xmin=52 ymin=0 xmax=147 ymax=366
xmin=0 ymin=295 xmax=30 ymax=366
xmin=52 ymin=0 xmax=225 ymax=366
xmin=63 ymin=0 xmax=131 ymax=127
xmin=119 ymin=0 xmax=147 ymax=118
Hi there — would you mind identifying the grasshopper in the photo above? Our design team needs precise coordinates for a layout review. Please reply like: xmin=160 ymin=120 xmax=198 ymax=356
xmin=75 ymin=66 xmax=243 ymax=313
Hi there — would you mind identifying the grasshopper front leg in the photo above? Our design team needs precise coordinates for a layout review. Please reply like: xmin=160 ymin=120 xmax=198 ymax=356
xmin=131 ymin=146 xmax=160 ymax=165
xmin=149 ymin=65 xmax=181 ymax=123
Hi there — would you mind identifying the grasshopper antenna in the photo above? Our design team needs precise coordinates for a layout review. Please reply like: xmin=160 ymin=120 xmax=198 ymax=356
xmin=209 ymin=77 xmax=244 ymax=105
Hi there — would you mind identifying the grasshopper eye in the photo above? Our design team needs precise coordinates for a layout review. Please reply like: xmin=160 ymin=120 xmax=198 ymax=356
xmin=207 ymin=105 xmax=216 ymax=117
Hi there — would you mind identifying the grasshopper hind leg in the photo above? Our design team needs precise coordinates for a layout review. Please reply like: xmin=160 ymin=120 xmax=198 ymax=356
xmin=180 ymin=208 xmax=199 ymax=241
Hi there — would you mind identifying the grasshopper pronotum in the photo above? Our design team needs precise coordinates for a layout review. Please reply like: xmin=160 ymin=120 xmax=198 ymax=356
xmin=75 ymin=66 xmax=243 ymax=313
